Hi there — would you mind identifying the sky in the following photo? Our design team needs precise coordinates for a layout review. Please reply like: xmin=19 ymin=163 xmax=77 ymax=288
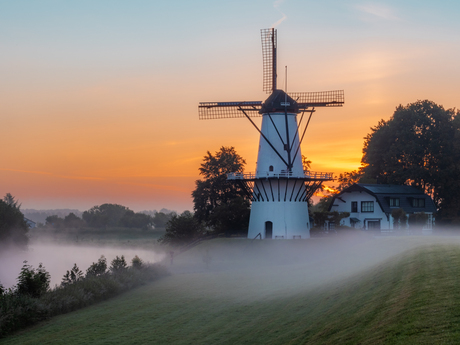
xmin=1 ymin=0 xmax=460 ymax=212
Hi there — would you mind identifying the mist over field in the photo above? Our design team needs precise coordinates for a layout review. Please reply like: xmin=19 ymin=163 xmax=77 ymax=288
xmin=3 ymin=229 xmax=460 ymax=301
xmin=160 ymin=230 xmax=460 ymax=302
xmin=0 ymin=244 xmax=165 ymax=289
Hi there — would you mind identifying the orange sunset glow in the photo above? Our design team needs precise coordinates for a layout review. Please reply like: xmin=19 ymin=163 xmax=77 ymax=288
xmin=2 ymin=1 xmax=460 ymax=212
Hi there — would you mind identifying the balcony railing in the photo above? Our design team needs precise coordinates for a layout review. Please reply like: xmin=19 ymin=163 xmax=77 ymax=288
xmin=227 ymin=170 xmax=333 ymax=180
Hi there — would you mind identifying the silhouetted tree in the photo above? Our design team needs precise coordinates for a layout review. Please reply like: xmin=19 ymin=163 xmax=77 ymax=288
xmin=152 ymin=211 xmax=175 ymax=228
xmin=192 ymin=146 xmax=250 ymax=234
xmin=82 ymin=203 xmax=129 ymax=228
xmin=361 ymin=100 xmax=460 ymax=222
xmin=0 ymin=194 xmax=28 ymax=247
xmin=16 ymin=261 xmax=50 ymax=298
xmin=119 ymin=210 xmax=153 ymax=230
xmin=64 ymin=213 xmax=85 ymax=228
xmin=46 ymin=215 xmax=65 ymax=228
xmin=159 ymin=211 xmax=204 ymax=245
xmin=208 ymin=196 xmax=251 ymax=236
xmin=3 ymin=193 xmax=20 ymax=208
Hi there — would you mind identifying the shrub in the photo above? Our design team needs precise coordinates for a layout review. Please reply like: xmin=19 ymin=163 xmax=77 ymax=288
xmin=132 ymin=255 xmax=143 ymax=269
xmin=16 ymin=261 xmax=50 ymax=298
xmin=61 ymin=264 xmax=84 ymax=286
xmin=110 ymin=255 xmax=127 ymax=273
xmin=0 ymin=257 xmax=169 ymax=339
xmin=86 ymin=256 xmax=107 ymax=277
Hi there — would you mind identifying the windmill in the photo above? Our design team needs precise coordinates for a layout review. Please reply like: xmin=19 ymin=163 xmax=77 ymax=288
xmin=198 ymin=28 xmax=344 ymax=239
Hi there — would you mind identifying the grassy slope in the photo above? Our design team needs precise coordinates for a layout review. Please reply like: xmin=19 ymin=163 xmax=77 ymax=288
xmin=3 ymin=237 xmax=460 ymax=344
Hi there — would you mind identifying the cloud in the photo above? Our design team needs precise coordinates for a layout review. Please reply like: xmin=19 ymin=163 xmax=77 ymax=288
xmin=355 ymin=2 xmax=401 ymax=21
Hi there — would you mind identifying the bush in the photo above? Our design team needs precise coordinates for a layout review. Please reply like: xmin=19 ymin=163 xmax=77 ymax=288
xmin=86 ymin=256 xmax=107 ymax=277
xmin=16 ymin=261 xmax=50 ymax=298
xmin=158 ymin=211 xmax=204 ymax=246
xmin=110 ymin=255 xmax=127 ymax=273
xmin=61 ymin=264 xmax=84 ymax=286
xmin=0 ymin=256 xmax=169 ymax=339
xmin=132 ymin=255 xmax=143 ymax=269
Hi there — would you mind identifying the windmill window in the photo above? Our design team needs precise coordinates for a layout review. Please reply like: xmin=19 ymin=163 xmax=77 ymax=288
xmin=389 ymin=198 xmax=400 ymax=207
xmin=269 ymin=165 xmax=274 ymax=172
xmin=361 ymin=201 xmax=374 ymax=213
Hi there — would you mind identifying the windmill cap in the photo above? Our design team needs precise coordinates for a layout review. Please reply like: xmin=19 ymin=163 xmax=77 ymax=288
xmin=260 ymin=90 xmax=299 ymax=114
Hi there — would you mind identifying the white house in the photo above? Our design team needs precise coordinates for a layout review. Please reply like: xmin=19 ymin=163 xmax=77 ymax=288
xmin=24 ymin=217 xmax=36 ymax=228
xmin=328 ymin=184 xmax=436 ymax=231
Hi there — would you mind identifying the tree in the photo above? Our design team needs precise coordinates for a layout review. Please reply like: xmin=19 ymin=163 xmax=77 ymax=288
xmin=0 ymin=195 xmax=28 ymax=247
xmin=302 ymin=155 xmax=312 ymax=170
xmin=336 ymin=170 xmax=366 ymax=191
xmin=64 ymin=213 xmax=85 ymax=228
xmin=3 ymin=193 xmax=20 ymax=208
xmin=192 ymin=146 xmax=250 ymax=233
xmin=361 ymin=100 xmax=460 ymax=222
xmin=329 ymin=211 xmax=351 ymax=227
xmin=152 ymin=211 xmax=175 ymax=228
xmin=208 ymin=197 xmax=251 ymax=236
xmin=82 ymin=203 xmax=129 ymax=228
xmin=159 ymin=211 xmax=204 ymax=245
xmin=391 ymin=208 xmax=407 ymax=229
xmin=110 ymin=256 xmax=128 ymax=273
xmin=16 ymin=261 xmax=50 ymax=298
xmin=119 ymin=210 xmax=153 ymax=230
xmin=86 ymin=256 xmax=107 ymax=277
xmin=61 ymin=264 xmax=84 ymax=286
xmin=46 ymin=215 xmax=65 ymax=229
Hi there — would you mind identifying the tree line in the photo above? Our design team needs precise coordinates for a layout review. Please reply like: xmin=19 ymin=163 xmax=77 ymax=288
xmin=44 ymin=204 xmax=175 ymax=230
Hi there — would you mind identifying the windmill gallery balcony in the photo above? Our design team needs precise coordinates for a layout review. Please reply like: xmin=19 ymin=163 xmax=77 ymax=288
xmin=227 ymin=170 xmax=333 ymax=181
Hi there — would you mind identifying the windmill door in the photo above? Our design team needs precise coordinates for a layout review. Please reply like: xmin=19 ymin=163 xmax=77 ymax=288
xmin=265 ymin=221 xmax=273 ymax=239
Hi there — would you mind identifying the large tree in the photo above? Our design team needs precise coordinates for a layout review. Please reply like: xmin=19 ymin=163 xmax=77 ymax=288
xmin=0 ymin=194 xmax=28 ymax=248
xmin=361 ymin=100 xmax=460 ymax=221
xmin=159 ymin=211 xmax=204 ymax=245
xmin=82 ymin=203 xmax=129 ymax=228
xmin=192 ymin=146 xmax=250 ymax=235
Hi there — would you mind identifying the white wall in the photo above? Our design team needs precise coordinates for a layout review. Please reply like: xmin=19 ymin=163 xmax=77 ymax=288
xmin=330 ymin=191 xmax=391 ymax=230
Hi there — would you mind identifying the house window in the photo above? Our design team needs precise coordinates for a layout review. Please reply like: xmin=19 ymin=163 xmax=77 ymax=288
xmin=389 ymin=198 xmax=400 ymax=207
xmin=411 ymin=198 xmax=425 ymax=208
xmin=351 ymin=201 xmax=358 ymax=213
xmin=269 ymin=165 xmax=274 ymax=172
xmin=361 ymin=201 xmax=374 ymax=212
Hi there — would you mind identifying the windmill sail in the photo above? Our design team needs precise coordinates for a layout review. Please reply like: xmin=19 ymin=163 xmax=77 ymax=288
xmin=261 ymin=28 xmax=277 ymax=93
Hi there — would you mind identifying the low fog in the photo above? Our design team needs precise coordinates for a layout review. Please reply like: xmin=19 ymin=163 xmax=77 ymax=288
xmin=3 ymin=230 xmax=460 ymax=301
xmin=160 ymin=230 xmax=460 ymax=302
xmin=0 ymin=244 xmax=165 ymax=289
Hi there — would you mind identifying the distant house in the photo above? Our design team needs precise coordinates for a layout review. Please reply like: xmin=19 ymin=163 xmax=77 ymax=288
xmin=328 ymin=184 xmax=436 ymax=231
xmin=24 ymin=217 xmax=36 ymax=228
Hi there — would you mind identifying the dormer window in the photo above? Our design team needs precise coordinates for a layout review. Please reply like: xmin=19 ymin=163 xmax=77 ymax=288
xmin=411 ymin=198 xmax=425 ymax=208
xmin=389 ymin=198 xmax=400 ymax=207
xmin=269 ymin=165 xmax=274 ymax=172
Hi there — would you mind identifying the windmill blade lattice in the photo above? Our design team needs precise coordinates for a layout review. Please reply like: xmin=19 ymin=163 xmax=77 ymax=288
xmin=289 ymin=90 xmax=344 ymax=108
xmin=198 ymin=101 xmax=262 ymax=120
xmin=261 ymin=28 xmax=277 ymax=93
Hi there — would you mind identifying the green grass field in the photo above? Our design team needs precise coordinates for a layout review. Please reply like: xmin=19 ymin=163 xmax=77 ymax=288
xmin=4 ymin=234 xmax=460 ymax=344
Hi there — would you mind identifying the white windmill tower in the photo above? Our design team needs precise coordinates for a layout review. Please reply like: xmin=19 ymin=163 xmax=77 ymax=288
xmin=198 ymin=28 xmax=344 ymax=239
